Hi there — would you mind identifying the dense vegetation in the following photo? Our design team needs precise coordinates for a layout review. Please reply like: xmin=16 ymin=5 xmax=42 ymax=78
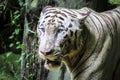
xmin=0 ymin=0 xmax=120 ymax=80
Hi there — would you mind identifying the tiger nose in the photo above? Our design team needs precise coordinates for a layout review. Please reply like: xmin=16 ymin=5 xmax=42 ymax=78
xmin=40 ymin=50 xmax=53 ymax=55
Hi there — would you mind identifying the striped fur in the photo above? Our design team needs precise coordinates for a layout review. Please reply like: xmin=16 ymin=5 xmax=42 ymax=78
xmin=37 ymin=6 xmax=120 ymax=80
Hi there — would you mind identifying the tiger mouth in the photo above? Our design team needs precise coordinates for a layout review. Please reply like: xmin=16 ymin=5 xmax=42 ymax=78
xmin=44 ymin=53 xmax=63 ymax=66
xmin=45 ymin=59 xmax=61 ymax=66
xmin=44 ymin=57 xmax=62 ymax=70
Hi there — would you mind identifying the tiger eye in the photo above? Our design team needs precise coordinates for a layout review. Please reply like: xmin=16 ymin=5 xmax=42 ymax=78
xmin=58 ymin=29 xmax=64 ymax=33
xmin=40 ymin=28 xmax=45 ymax=32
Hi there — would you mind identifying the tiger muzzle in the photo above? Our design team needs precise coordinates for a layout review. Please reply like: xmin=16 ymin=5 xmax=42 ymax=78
xmin=40 ymin=50 xmax=54 ymax=55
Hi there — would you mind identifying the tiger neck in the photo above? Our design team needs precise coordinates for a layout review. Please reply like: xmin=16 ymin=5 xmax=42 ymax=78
xmin=62 ymin=23 xmax=100 ymax=80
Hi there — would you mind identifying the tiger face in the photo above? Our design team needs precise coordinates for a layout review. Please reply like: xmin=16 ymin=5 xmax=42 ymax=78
xmin=37 ymin=6 xmax=88 ymax=70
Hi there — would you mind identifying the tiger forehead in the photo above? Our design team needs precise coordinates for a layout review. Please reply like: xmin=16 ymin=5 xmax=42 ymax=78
xmin=41 ymin=10 xmax=75 ymax=29
xmin=45 ymin=10 xmax=68 ymax=18
xmin=44 ymin=10 xmax=68 ymax=23
xmin=46 ymin=21 xmax=64 ymax=28
xmin=43 ymin=15 xmax=65 ymax=28
xmin=44 ymin=14 xmax=65 ymax=23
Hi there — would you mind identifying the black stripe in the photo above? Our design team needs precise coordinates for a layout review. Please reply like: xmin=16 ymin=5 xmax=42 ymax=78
xmin=99 ymin=14 xmax=112 ymax=34
xmin=74 ymin=30 xmax=78 ymax=49
xmin=70 ymin=30 xmax=73 ymax=36
xmin=100 ymin=14 xmax=114 ymax=49
xmin=58 ymin=16 xmax=64 ymax=21
xmin=62 ymin=9 xmax=77 ymax=18
xmin=61 ymin=24 xmax=65 ymax=28
xmin=92 ymin=13 xmax=105 ymax=34
xmin=58 ymin=21 xmax=62 ymax=24
xmin=60 ymin=12 xmax=68 ymax=17
xmin=69 ymin=9 xmax=75 ymax=14
xmin=107 ymin=15 xmax=114 ymax=27
xmin=73 ymin=63 xmax=92 ymax=79
xmin=45 ymin=11 xmax=55 ymax=15
xmin=111 ymin=14 xmax=118 ymax=34
xmin=71 ymin=30 xmax=89 ymax=73
xmin=101 ymin=14 xmax=113 ymax=38
xmin=44 ymin=15 xmax=51 ymax=19
xmin=62 ymin=9 xmax=73 ymax=15
xmin=89 ymin=14 xmax=99 ymax=32
xmin=74 ymin=30 xmax=78 ymax=39
xmin=114 ymin=11 xmax=120 ymax=20
xmin=76 ymin=10 xmax=88 ymax=16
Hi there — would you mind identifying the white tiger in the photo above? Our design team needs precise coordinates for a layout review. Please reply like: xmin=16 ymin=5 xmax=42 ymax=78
xmin=37 ymin=6 xmax=120 ymax=80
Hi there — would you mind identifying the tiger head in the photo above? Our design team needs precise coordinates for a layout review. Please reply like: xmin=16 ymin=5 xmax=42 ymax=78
xmin=37 ymin=6 xmax=90 ymax=70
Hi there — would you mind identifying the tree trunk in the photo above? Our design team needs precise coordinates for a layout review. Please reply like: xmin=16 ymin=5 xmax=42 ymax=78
xmin=21 ymin=0 xmax=112 ymax=80
xmin=21 ymin=0 xmax=55 ymax=80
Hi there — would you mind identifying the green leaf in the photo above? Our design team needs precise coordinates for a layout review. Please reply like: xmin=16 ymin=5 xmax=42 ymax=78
xmin=28 ymin=29 xmax=36 ymax=35
xmin=9 ymin=43 xmax=14 ymax=48
xmin=12 ymin=20 xmax=15 ymax=24
xmin=19 ymin=0 xmax=24 ymax=6
xmin=16 ymin=55 xmax=22 ymax=63
xmin=9 ymin=35 xmax=14 ymax=39
xmin=16 ymin=46 xmax=20 ymax=49
xmin=19 ymin=44 xmax=24 ymax=49
xmin=16 ymin=41 xmax=20 ymax=45
xmin=6 ymin=52 xmax=12 ymax=58
xmin=15 ymin=29 xmax=20 ymax=35
xmin=14 ymin=10 xmax=19 ymax=14
xmin=14 ymin=14 xmax=20 ymax=20
xmin=16 ymin=44 xmax=24 ymax=49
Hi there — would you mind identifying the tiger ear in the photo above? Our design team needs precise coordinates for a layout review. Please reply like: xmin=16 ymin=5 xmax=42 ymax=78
xmin=78 ymin=11 xmax=91 ymax=30
xmin=39 ymin=6 xmax=52 ymax=20
xmin=79 ymin=11 xmax=91 ymax=24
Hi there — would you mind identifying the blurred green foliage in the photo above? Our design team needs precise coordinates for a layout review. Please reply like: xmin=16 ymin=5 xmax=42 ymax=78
xmin=0 ymin=52 xmax=21 ymax=80
xmin=0 ymin=0 xmax=25 ymax=80
xmin=109 ymin=0 xmax=120 ymax=5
